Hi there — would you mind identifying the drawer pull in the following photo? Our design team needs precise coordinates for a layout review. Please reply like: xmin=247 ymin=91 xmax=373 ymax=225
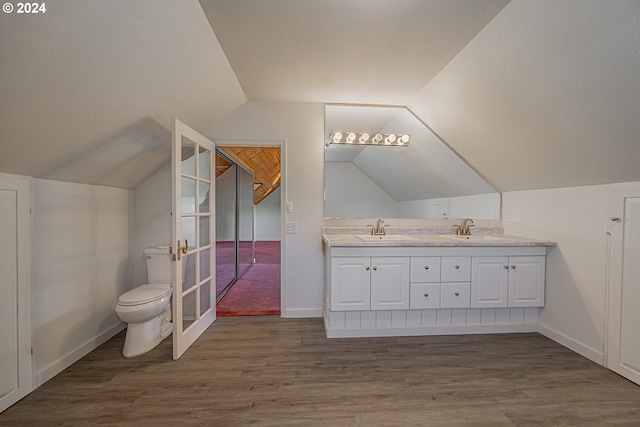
xmin=373 ymin=266 xmax=377 ymax=271
xmin=454 ymin=292 xmax=460 ymax=296
xmin=504 ymin=265 xmax=509 ymax=270
xmin=455 ymin=265 xmax=460 ymax=269
xmin=365 ymin=266 xmax=370 ymax=271
xmin=425 ymin=266 xmax=429 ymax=270
xmin=423 ymin=293 xmax=429 ymax=298
xmin=511 ymin=265 xmax=516 ymax=269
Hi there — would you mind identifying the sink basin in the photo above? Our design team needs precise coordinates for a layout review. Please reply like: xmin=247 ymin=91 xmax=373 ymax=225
xmin=355 ymin=234 xmax=417 ymax=241
xmin=442 ymin=235 xmax=502 ymax=241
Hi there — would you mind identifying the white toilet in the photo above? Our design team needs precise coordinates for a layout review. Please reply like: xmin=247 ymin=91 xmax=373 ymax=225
xmin=115 ymin=246 xmax=173 ymax=358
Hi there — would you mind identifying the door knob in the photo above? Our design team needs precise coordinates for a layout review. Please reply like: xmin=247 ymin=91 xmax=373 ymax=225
xmin=611 ymin=217 xmax=621 ymax=222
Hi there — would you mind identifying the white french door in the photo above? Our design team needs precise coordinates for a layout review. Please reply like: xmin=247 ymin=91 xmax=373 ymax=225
xmin=171 ymin=119 xmax=216 ymax=360
xmin=0 ymin=174 xmax=31 ymax=412
xmin=606 ymin=190 xmax=640 ymax=385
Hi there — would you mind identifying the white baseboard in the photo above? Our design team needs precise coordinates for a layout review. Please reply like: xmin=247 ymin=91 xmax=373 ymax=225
xmin=324 ymin=320 xmax=537 ymax=339
xmin=282 ymin=308 xmax=323 ymax=318
xmin=36 ymin=322 xmax=126 ymax=387
xmin=537 ymin=323 xmax=604 ymax=365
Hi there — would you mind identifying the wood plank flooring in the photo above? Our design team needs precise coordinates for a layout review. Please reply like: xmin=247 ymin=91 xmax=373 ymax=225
xmin=2 ymin=317 xmax=640 ymax=426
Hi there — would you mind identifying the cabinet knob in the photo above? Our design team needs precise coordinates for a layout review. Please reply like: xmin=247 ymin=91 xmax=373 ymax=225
xmin=504 ymin=265 xmax=509 ymax=270
xmin=424 ymin=266 xmax=429 ymax=270
xmin=511 ymin=265 xmax=516 ymax=269
xmin=365 ymin=266 xmax=370 ymax=271
xmin=454 ymin=292 xmax=460 ymax=296
xmin=423 ymin=293 xmax=429 ymax=298
xmin=455 ymin=265 xmax=460 ymax=270
xmin=373 ymin=266 xmax=377 ymax=271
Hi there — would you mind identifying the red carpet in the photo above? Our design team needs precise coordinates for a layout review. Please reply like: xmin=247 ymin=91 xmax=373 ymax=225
xmin=217 ymin=241 xmax=281 ymax=316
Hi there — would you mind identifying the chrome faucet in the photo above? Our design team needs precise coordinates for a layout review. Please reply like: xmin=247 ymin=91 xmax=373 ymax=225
xmin=371 ymin=218 xmax=386 ymax=235
xmin=456 ymin=218 xmax=474 ymax=235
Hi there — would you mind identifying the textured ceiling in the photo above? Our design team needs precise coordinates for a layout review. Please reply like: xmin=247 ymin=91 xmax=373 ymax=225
xmin=200 ymin=0 xmax=510 ymax=105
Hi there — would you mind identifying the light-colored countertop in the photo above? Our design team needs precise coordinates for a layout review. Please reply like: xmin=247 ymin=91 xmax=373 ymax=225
xmin=323 ymin=234 xmax=556 ymax=248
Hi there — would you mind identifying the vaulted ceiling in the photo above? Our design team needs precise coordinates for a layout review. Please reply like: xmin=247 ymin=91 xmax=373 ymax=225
xmin=1 ymin=0 xmax=639 ymax=193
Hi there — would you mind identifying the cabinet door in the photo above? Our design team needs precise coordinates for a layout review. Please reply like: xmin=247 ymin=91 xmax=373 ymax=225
xmin=371 ymin=257 xmax=410 ymax=310
xmin=330 ymin=257 xmax=371 ymax=311
xmin=441 ymin=256 xmax=471 ymax=282
xmin=508 ymin=256 xmax=545 ymax=307
xmin=471 ymin=257 xmax=509 ymax=308
xmin=410 ymin=256 xmax=440 ymax=282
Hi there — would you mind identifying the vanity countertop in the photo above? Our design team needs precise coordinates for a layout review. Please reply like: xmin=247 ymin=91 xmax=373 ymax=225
xmin=323 ymin=233 xmax=556 ymax=248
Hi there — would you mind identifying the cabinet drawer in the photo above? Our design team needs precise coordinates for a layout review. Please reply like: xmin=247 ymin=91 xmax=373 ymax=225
xmin=441 ymin=257 xmax=471 ymax=282
xmin=410 ymin=283 xmax=441 ymax=309
xmin=440 ymin=282 xmax=471 ymax=308
xmin=410 ymin=257 xmax=441 ymax=283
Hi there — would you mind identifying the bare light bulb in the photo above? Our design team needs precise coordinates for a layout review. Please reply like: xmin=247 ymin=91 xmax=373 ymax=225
xmin=372 ymin=133 xmax=383 ymax=144
xmin=331 ymin=132 xmax=342 ymax=143
xmin=398 ymin=134 xmax=410 ymax=145
xmin=384 ymin=134 xmax=396 ymax=145
xmin=346 ymin=132 xmax=356 ymax=143
xmin=358 ymin=133 xmax=370 ymax=144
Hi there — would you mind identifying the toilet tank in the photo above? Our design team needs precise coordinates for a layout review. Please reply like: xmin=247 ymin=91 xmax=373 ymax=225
xmin=144 ymin=246 xmax=172 ymax=284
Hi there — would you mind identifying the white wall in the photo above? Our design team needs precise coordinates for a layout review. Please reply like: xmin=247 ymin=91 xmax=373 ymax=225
xmin=208 ymin=101 xmax=325 ymax=317
xmin=325 ymin=162 xmax=398 ymax=218
xmin=502 ymin=184 xmax=612 ymax=363
xmin=32 ymin=179 xmax=132 ymax=385
xmin=256 ymin=187 xmax=281 ymax=241
xmin=133 ymin=163 xmax=171 ymax=286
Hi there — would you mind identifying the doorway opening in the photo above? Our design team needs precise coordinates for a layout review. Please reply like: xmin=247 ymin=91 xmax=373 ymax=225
xmin=214 ymin=146 xmax=281 ymax=316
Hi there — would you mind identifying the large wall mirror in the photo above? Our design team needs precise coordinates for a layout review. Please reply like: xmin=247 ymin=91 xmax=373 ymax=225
xmin=324 ymin=105 xmax=500 ymax=220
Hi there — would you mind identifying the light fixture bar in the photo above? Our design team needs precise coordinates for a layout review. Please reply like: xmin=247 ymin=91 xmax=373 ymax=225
xmin=329 ymin=132 xmax=410 ymax=146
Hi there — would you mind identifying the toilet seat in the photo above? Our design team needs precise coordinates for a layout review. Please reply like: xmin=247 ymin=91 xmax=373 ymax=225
xmin=118 ymin=284 xmax=171 ymax=306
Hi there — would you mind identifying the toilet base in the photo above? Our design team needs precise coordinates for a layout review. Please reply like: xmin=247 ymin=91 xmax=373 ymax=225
xmin=122 ymin=317 xmax=172 ymax=358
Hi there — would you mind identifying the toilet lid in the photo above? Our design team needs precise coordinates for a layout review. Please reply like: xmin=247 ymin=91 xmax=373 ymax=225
xmin=118 ymin=284 xmax=171 ymax=306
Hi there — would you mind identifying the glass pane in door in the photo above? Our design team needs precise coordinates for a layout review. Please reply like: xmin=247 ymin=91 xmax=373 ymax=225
xmin=200 ymin=280 xmax=212 ymax=314
xmin=182 ymin=289 xmax=197 ymax=332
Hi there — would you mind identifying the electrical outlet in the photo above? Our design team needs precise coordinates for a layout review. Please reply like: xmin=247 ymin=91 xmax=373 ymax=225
xmin=286 ymin=222 xmax=297 ymax=234
xmin=286 ymin=201 xmax=293 ymax=213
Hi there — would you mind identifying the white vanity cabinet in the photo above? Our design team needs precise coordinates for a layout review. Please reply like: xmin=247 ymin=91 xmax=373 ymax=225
xmin=330 ymin=256 xmax=410 ymax=311
xmin=323 ymin=239 xmax=551 ymax=338
xmin=471 ymin=256 xmax=545 ymax=308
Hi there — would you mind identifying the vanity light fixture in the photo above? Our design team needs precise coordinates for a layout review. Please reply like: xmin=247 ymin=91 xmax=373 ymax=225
xmin=345 ymin=132 xmax=356 ymax=143
xmin=331 ymin=131 xmax=343 ymax=144
xmin=329 ymin=132 xmax=409 ymax=146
